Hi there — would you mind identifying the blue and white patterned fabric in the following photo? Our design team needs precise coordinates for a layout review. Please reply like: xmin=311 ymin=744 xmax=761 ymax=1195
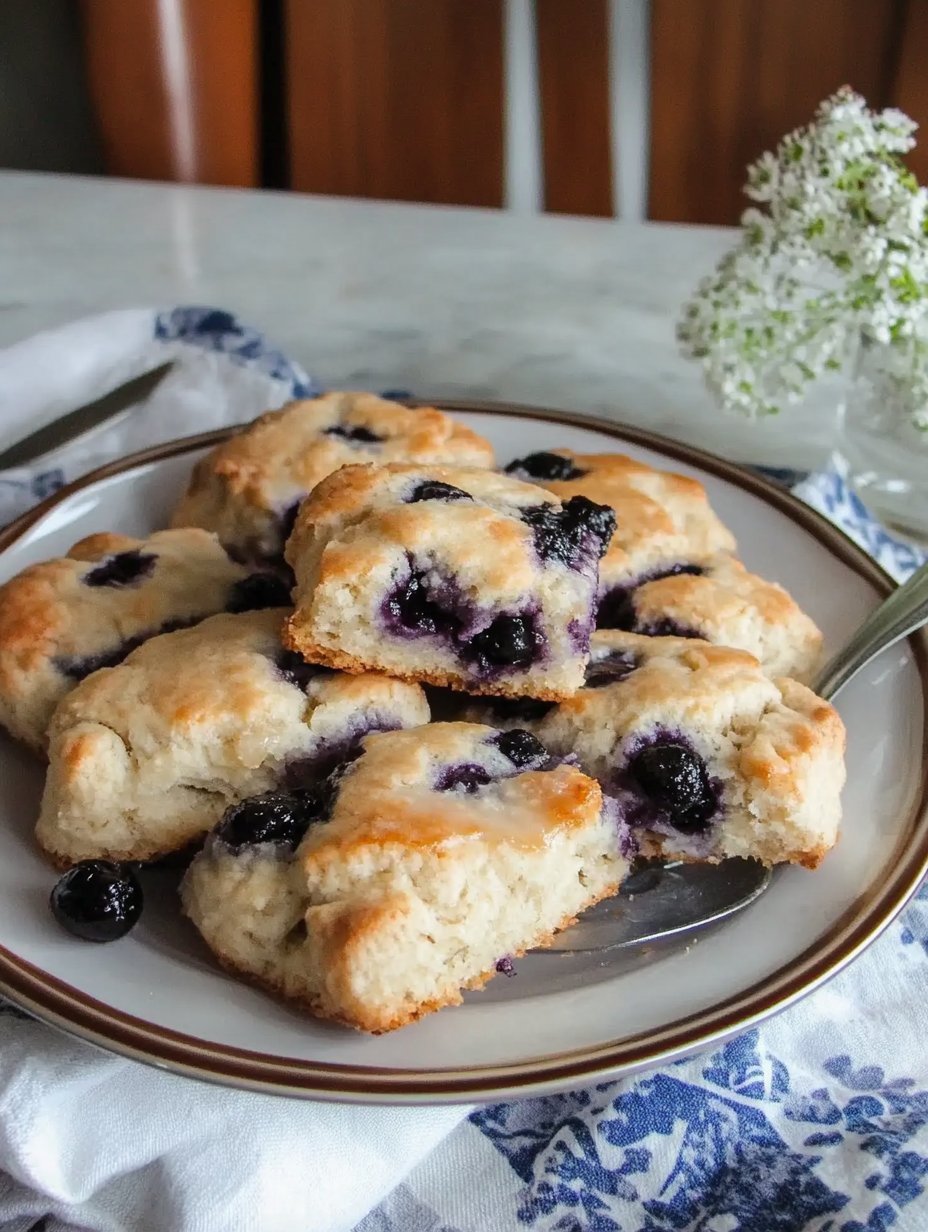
xmin=0 ymin=309 xmax=925 ymax=1232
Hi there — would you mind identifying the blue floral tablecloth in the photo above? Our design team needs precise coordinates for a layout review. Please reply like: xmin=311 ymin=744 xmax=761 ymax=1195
xmin=0 ymin=307 xmax=924 ymax=1232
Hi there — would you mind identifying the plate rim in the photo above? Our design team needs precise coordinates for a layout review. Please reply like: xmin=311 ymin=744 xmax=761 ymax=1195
xmin=1 ymin=398 xmax=926 ymax=1105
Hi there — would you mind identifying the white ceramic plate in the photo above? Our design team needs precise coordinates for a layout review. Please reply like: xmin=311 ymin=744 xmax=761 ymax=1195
xmin=0 ymin=401 xmax=925 ymax=1104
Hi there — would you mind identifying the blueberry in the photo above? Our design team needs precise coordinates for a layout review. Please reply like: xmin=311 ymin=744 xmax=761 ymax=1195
xmin=216 ymin=792 xmax=315 ymax=851
xmin=584 ymin=650 xmax=638 ymax=688
xmin=495 ymin=728 xmax=547 ymax=767
xmin=324 ymin=424 xmax=382 ymax=443
xmin=521 ymin=497 xmax=615 ymax=568
xmin=385 ymin=572 xmax=445 ymax=634
xmin=488 ymin=696 xmax=556 ymax=723
xmin=436 ymin=763 xmax=493 ymax=793
xmin=504 ymin=452 xmax=588 ymax=482
xmin=467 ymin=614 xmax=539 ymax=667
xmin=407 ymin=481 xmax=473 ymax=504
xmin=226 ymin=571 xmax=292 ymax=613
xmin=565 ymin=497 xmax=616 ymax=557
xmin=627 ymin=742 xmax=716 ymax=832
xmin=495 ymin=956 xmax=516 ymax=977
xmin=636 ymin=618 xmax=701 ymax=639
xmin=84 ymin=550 xmax=157 ymax=588
xmin=50 ymin=860 xmax=142 ymax=942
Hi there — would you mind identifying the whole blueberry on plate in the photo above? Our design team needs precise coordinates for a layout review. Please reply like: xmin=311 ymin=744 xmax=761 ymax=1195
xmin=50 ymin=860 xmax=143 ymax=942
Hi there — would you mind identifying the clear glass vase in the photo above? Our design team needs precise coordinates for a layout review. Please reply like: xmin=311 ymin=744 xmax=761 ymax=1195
xmin=835 ymin=338 xmax=928 ymax=544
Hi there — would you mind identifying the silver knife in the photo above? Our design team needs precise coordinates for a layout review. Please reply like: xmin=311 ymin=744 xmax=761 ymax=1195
xmin=0 ymin=361 xmax=174 ymax=469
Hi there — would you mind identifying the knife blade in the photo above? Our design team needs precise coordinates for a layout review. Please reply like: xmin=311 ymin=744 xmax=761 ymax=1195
xmin=0 ymin=361 xmax=174 ymax=469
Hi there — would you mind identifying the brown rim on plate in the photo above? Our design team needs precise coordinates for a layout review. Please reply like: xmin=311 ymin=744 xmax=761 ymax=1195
xmin=0 ymin=399 xmax=925 ymax=1104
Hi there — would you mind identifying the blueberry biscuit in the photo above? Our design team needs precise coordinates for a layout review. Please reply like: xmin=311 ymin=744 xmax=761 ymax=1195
xmin=505 ymin=450 xmax=821 ymax=680
xmin=0 ymin=528 xmax=291 ymax=752
xmin=595 ymin=553 xmax=822 ymax=681
xmin=181 ymin=722 xmax=631 ymax=1032
xmin=283 ymin=463 xmax=616 ymax=700
xmin=171 ymin=392 xmax=495 ymax=563
xmin=464 ymin=630 xmax=845 ymax=868
xmin=36 ymin=609 xmax=429 ymax=867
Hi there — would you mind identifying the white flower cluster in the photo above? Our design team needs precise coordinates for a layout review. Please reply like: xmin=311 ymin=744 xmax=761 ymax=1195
xmin=678 ymin=87 xmax=928 ymax=428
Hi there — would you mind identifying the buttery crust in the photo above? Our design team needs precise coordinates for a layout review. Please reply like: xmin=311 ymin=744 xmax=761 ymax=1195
xmin=182 ymin=722 xmax=628 ymax=1032
xmin=0 ymin=527 xmax=271 ymax=752
xmin=171 ymin=392 xmax=494 ymax=561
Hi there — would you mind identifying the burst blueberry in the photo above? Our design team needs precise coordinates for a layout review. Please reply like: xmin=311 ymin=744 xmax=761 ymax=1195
xmin=584 ymin=650 xmax=638 ymax=688
xmin=467 ymin=614 xmax=539 ymax=668
xmin=521 ymin=497 xmax=615 ymax=568
xmin=50 ymin=860 xmax=143 ymax=942
xmin=216 ymin=792 xmax=315 ymax=851
xmin=84 ymin=550 xmax=157 ymax=588
xmin=627 ymin=741 xmax=716 ymax=832
xmin=385 ymin=572 xmax=446 ymax=634
xmin=495 ymin=728 xmax=547 ymax=767
xmin=324 ymin=424 xmax=382 ymax=443
xmin=407 ymin=481 xmax=473 ymax=504
xmin=436 ymin=763 xmax=493 ymax=793
xmin=504 ymin=452 xmax=588 ymax=482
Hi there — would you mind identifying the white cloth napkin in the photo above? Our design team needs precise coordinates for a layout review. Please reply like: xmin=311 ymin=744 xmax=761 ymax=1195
xmin=0 ymin=308 xmax=472 ymax=1232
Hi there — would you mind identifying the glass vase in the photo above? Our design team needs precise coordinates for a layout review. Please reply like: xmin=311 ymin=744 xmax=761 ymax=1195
xmin=835 ymin=338 xmax=928 ymax=544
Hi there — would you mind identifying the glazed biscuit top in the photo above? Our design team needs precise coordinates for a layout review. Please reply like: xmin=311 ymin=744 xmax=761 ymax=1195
xmin=297 ymin=722 xmax=606 ymax=863
xmin=505 ymin=450 xmax=736 ymax=579
xmin=285 ymin=463 xmax=615 ymax=606
xmin=0 ymin=528 xmax=278 ymax=689
xmin=174 ymin=392 xmax=495 ymax=513
xmin=48 ymin=608 xmax=429 ymax=753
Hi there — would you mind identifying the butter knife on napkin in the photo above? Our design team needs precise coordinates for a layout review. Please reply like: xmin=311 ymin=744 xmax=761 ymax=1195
xmin=0 ymin=362 xmax=174 ymax=469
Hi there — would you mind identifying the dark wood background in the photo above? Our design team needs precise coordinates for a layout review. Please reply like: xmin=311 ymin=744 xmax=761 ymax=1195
xmin=77 ymin=0 xmax=928 ymax=224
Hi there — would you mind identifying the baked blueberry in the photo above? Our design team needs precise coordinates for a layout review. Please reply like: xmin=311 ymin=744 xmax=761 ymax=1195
xmin=521 ymin=497 xmax=615 ymax=569
xmin=50 ymin=860 xmax=143 ymax=942
xmin=324 ymin=424 xmax=382 ymax=443
xmin=495 ymin=728 xmax=547 ymax=767
xmin=584 ymin=650 xmax=638 ymax=688
xmin=407 ymin=481 xmax=473 ymax=504
xmin=84 ymin=550 xmax=157 ymax=589
xmin=436 ymin=763 xmax=493 ymax=793
xmin=217 ymin=792 xmax=314 ymax=851
xmin=504 ymin=452 xmax=588 ymax=482
xmin=627 ymin=741 xmax=716 ymax=832
xmin=495 ymin=956 xmax=516 ymax=977
xmin=226 ymin=571 xmax=292 ymax=613
xmin=467 ymin=614 xmax=540 ymax=668
xmin=385 ymin=571 xmax=451 ymax=635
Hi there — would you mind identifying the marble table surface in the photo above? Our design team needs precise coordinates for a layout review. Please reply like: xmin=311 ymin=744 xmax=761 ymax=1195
xmin=0 ymin=170 xmax=836 ymax=470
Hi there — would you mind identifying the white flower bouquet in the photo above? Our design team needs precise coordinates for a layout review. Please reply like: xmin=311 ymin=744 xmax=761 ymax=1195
xmin=678 ymin=87 xmax=928 ymax=430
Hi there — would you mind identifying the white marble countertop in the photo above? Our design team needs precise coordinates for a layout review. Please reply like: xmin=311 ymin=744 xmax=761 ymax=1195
xmin=0 ymin=170 xmax=836 ymax=469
